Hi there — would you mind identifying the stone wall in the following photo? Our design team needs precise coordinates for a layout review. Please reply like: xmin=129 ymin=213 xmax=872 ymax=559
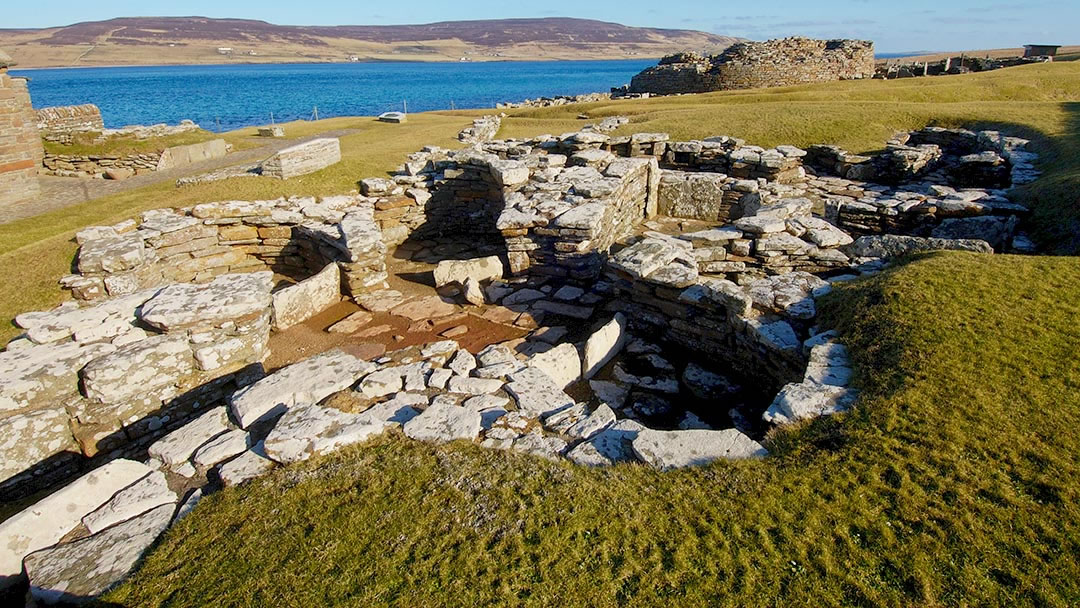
xmin=60 ymin=195 xmax=387 ymax=303
xmin=42 ymin=151 xmax=161 ymax=178
xmin=36 ymin=104 xmax=105 ymax=143
xmin=629 ymin=37 xmax=875 ymax=95
xmin=1 ymin=273 xmax=274 ymax=499
xmin=0 ymin=66 xmax=42 ymax=207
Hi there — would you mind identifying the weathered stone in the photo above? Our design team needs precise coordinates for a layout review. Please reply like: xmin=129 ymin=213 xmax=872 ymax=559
xmin=328 ymin=311 xmax=374 ymax=334
xmin=433 ymin=256 xmax=504 ymax=288
xmin=477 ymin=344 xmax=518 ymax=367
xmin=447 ymin=376 xmax=505 ymax=395
xmin=463 ymin=277 xmax=485 ymax=306
xmin=390 ymin=295 xmax=457 ymax=321
xmin=566 ymin=419 xmax=645 ymax=466
xmin=567 ymin=403 xmax=616 ymax=440
xmin=231 ymin=349 xmax=375 ymax=428
xmin=82 ymin=470 xmax=176 ymax=534
xmin=505 ymin=367 xmax=575 ymax=417
xmin=0 ymin=459 xmax=153 ymax=584
xmin=272 ymin=263 xmax=341 ymax=330
xmin=217 ymin=441 xmax=276 ymax=486
xmin=632 ymin=428 xmax=767 ymax=470
xmin=589 ymin=380 xmax=629 ymax=408
xmin=192 ymin=429 xmax=251 ymax=468
xmin=359 ymin=368 xmax=405 ymax=398
xmin=140 ymin=272 xmax=273 ymax=331
xmin=81 ymin=335 xmax=194 ymax=404
xmin=846 ymin=234 xmax=993 ymax=258
xmin=261 ymin=137 xmax=341 ymax=179
xmin=682 ymin=363 xmax=739 ymax=400
xmin=263 ymin=403 xmax=388 ymax=464
xmin=147 ymin=407 xmax=231 ymax=467
xmin=763 ymin=382 xmax=858 ymax=425
xmin=0 ymin=344 xmax=121 ymax=420
xmin=77 ymin=232 xmax=146 ymax=274
xmin=447 ymin=349 xmax=477 ymax=377
xmin=403 ymin=403 xmax=482 ymax=443
xmin=24 ymin=503 xmax=174 ymax=605
xmin=511 ymin=430 xmax=567 ymax=460
xmin=0 ymin=407 xmax=77 ymax=482
xmin=528 ymin=342 xmax=581 ymax=389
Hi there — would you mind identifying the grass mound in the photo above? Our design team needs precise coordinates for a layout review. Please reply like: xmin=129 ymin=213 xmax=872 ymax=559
xmin=104 ymin=254 xmax=1080 ymax=607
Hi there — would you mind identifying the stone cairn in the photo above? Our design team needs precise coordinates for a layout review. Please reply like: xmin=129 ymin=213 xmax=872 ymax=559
xmin=629 ymin=37 xmax=876 ymax=95
xmin=0 ymin=120 xmax=1041 ymax=602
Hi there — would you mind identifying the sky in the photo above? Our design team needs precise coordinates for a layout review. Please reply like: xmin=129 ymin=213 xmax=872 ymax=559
xmin=2 ymin=0 xmax=1075 ymax=53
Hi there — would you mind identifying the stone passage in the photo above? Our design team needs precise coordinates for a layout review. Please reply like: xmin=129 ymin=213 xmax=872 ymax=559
xmin=36 ymin=104 xmax=105 ymax=144
xmin=629 ymin=38 xmax=875 ymax=95
xmin=0 ymin=48 xmax=43 ymax=208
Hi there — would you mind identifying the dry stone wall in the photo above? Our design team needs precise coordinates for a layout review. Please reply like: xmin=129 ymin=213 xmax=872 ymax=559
xmin=36 ymin=104 xmax=105 ymax=143
xmin=61 ymin=195 xmax=387 ymax=303
xmin=630 ymin=37 xmax=875 ymax=95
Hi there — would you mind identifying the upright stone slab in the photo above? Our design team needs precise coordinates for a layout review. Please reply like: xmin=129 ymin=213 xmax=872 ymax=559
xmin=271 ymin=262 xmax=341 ymax=330
xmin=583 ymin=313 xmax=628 ymax=379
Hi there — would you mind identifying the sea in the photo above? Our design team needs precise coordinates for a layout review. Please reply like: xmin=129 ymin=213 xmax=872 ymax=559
xmin=9 ymin=60 xmax=656 ymax=132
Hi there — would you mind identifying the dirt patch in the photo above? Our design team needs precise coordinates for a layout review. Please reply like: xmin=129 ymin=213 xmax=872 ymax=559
xmin=265 ymin=300 xmax=526 ymax=372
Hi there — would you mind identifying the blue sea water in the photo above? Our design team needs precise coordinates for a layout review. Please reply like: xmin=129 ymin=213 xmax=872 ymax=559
xmin=9 ymin=60 xmax=655 ymax=132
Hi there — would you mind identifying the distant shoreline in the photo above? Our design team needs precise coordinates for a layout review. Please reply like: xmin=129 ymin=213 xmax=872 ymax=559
xmin=8 ymin=56 xmax=663 ymax=72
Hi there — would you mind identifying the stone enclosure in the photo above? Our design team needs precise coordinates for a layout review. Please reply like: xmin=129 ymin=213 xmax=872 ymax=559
xmin=629 ymin=37 xmax=876 ymax=95
xmin=0 ymin=117 xmax=1042 ymax=602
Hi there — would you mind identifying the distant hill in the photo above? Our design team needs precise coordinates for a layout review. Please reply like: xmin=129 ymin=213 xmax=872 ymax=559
xmin=0 ymin=17 xmax=742 ymax=68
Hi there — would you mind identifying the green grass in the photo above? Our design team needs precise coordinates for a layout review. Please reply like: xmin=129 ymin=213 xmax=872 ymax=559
xmin=42 ymin=128 xmax=228 ymax=157
xmin=104 ymin=252 xmax=1080 ymax=606
xmin=93 ymin=63 xmax=1080 ymax=607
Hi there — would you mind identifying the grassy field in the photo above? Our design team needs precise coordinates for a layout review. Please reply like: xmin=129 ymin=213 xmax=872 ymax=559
xmin=8 ymin=61 xmax=1080 ymax=606
xmin=104 ymin=252 xmax=1080 ymax=607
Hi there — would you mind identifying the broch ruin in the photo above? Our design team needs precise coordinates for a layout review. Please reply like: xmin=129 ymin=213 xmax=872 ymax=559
xmin=629 ymin=37 xmax=876 ymax=95
xmin=0 ymin=109 xmax=1041 ymax=601
xmin=0 ymin=35 xmax=1050 ymax=605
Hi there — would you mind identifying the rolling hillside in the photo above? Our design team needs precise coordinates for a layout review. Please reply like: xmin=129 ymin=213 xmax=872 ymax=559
xmin=0 ymin=17 xmax=741 ymax=67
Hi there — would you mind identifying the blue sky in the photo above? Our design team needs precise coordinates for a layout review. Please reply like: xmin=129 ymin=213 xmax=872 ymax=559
xmin=3 ymin=1 xmax=1075 ymax=53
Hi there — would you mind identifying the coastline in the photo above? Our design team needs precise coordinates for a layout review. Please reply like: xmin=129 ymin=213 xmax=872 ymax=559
xmin=7 ymin=56 xmax=663 ymax=72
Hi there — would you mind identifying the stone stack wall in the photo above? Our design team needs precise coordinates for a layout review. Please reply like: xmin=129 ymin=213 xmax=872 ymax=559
xmin=0 ymin=69 xmax=42 ymax=207
xmin=42 ymin=152 xmax=161 ymax=178
xmin=602 ymin=236 xmax=821 ymax=391
xmin=36 ymin=104 xmax=105 ymax=144
xmin=60 ymin=196 xmax=387 ymax=302
xmin=629 ymin=37 xmax=875 ymax=95
xmin=1 ymin=273 xmax=274 ymax=499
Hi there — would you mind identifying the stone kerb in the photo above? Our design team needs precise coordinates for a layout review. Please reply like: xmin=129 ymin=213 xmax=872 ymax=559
xmin=261 ymin=137 xmax=342 ymax=179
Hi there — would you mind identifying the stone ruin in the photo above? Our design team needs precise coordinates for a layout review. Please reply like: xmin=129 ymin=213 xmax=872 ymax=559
xmin=629 ymin=37 xmax=876 ymax=95
xmin=0 ymin=119 xmax=1042 ymax=602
